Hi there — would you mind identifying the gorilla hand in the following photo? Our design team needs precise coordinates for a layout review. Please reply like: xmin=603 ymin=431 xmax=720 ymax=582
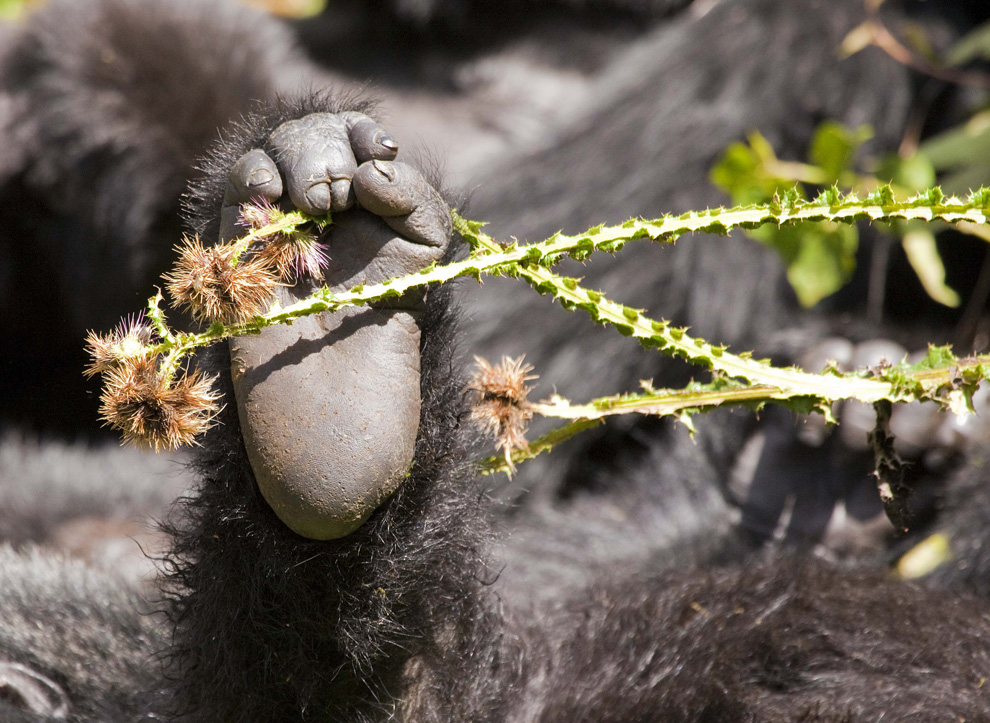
xmin=221 ymin=112 xmax=452 ymax=540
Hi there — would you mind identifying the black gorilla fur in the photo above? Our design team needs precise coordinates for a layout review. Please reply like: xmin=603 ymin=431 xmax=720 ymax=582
xmin=156 ymin=96 xmax=491 ymax=721
xmin=4 ymin=0 xmax=990 ymax=720
xmin=0 ymin=548 xmax=163 ymax=722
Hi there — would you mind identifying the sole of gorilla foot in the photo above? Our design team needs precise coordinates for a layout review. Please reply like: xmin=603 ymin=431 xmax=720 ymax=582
xmin=222 ymin=112 xmax=452 ymax=540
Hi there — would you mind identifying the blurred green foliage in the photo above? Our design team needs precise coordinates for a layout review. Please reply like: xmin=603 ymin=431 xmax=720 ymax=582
xmin=711 ymin=120 xmax=971 ymax=310
xmin=711 ymin=123 xmax=874 ymax=308
xmin=0 ymin=0 xmax=33 ymax=20
xmin=243 ymin=0 xmax=327 ymax=18
xmin=713 ymin=13 xmax=990 ymax=311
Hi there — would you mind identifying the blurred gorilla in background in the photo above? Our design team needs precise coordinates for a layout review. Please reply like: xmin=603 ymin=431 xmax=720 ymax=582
xmin=3 ymin=0 xmax=990 ymax=719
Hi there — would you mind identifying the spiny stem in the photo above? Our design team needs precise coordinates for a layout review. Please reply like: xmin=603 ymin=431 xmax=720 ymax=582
xmin=534 ymin=384 xmax=793 ymax=419
xmin=477 ymin=418 xmax=603 ymax=476
xmin=153 ymin=187 xmax=990 ymax=365
xmin=154 ymin=192 xmax=990 ymax=391
xmin=94 ymin=186 xmax=990 ymax=455
xmin=227 ymin=209 xmax=326 ymax=265
xmin=477 ymin=350 xmax=990 ymax=474
xmin=455 ymin=209 xmax=943 ymax=406
xmin=146 ymin=291 xmax=175 ymax=344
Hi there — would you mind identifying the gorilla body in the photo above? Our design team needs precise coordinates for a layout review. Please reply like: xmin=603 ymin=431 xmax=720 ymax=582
xmin=3 ymin=0 xmax=990 ymax=720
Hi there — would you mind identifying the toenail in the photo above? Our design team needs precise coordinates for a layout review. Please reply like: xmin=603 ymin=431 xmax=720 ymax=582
xmin=305 ymin=182 xmax=332 ymax=212
xmin=372 ymin=160 xmax=396 ymax=182
xmin=378 ymin=133 xmax=399 ymax=152
xmin=247 ymin=169 xmax=275 ymax=187
xmin=330 ymin=179 xmax=354 ymax=211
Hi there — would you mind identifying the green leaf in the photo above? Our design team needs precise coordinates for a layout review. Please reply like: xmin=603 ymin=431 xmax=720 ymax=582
xmin=918 ymin=112 xmax=990 ymax=173
xmin=748 ymin=216 xmax=858 ymax=309
xmin=876 ymin=153 xmax=936 ymax=191
xmin=783 ymin=222 xmax=859 ymax=308
xmin=901 ymin=228 xmax=960 ymax=308
xmin=710 ymin=142 xmax=764 ymax=204
xmin=809 ymin=121 xmax=872 ymax=183
xmin=945 ymin=20 xmax=990 ymax=66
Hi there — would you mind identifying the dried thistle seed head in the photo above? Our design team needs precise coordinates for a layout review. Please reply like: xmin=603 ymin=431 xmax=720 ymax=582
xmin=164 ymin=235 xmax=280 ymax=324
xmin=239 ymin=198 xmax=281 ymax=230
xmin=99 ymin=356 xmax=219 ymax=452
xmin=83 ymin=314 xmax=155 ymax=378
xmin=467 ymin=355 xmax=538 ymax=470
xmin=256 ymin=229 xmax=328 ymax=282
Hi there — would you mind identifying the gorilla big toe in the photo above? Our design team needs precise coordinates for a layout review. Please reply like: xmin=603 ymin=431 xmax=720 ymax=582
xmin=221 ymin=112 xmax=452 ymax=540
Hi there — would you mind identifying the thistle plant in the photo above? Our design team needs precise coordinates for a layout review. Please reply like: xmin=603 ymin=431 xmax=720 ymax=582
xmin=87 ymin=188 xmax=990 ymax=486
xmin=467 ymin=356 xmax=537 ymax=472
xmin=85 ymin=202 xmax=330 ymax=451
xmin=164 ymin=235 xmax=282 ymax=325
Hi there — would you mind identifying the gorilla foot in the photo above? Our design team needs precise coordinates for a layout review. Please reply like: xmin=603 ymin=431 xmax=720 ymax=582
xmin=221 ymin=112 xmax=452 ymax=540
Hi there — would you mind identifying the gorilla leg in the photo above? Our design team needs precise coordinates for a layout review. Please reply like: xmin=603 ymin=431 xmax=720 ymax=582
xmin=161 ymin=95 xmax=494 ymax=721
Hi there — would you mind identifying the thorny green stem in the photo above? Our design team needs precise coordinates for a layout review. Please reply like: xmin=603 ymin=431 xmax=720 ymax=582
xmin=227 ymin=209 xmax=329 ymax=265
xmin=477 ymin=418 xmax=604 ymax=476
xmin=152 ymin=187 xmax=990 ymax=361
xmin=101 ymin=186 xmax=990 ymax=466
xmin=455 ymin=197 xmax=990 ymax=474
xmin=454 ymin=204 xmax=989 ymax=403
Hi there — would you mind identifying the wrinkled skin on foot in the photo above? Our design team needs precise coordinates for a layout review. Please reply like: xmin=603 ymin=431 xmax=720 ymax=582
xmin=221 ymin=112 xmax=452 ymax=540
